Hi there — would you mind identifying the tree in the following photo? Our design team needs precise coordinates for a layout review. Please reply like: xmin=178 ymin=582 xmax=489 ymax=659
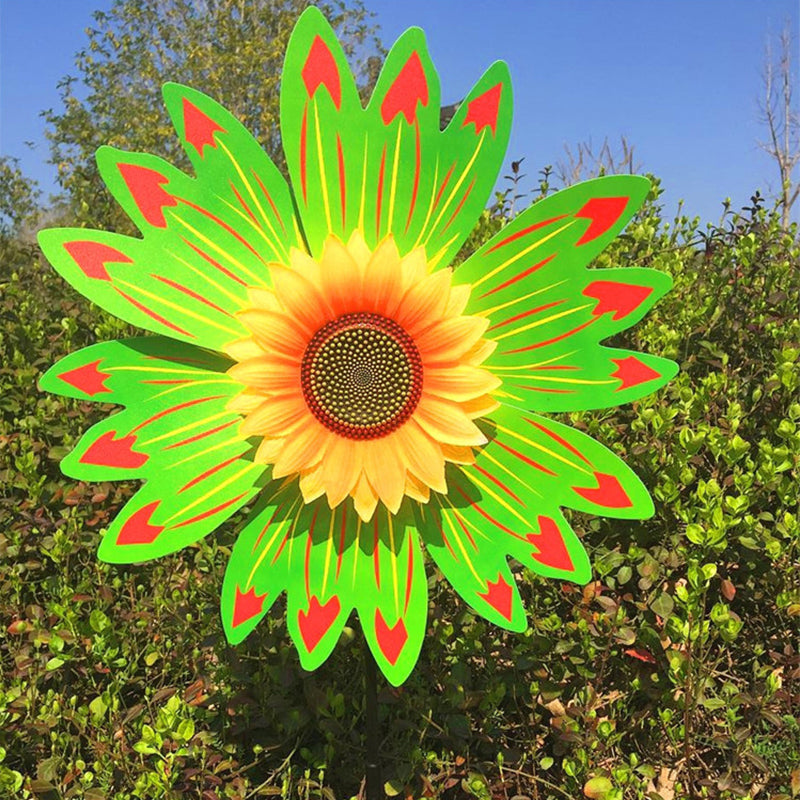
xmin=45 ymin=0 xmax=381 ymax=231
xmin=758 ymin=22 xmax=799 ymax=230
xmin=0 ymin=156 xmax=40 ymax=266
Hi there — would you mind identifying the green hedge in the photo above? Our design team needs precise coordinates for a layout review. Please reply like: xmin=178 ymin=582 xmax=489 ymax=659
xmin=1 ymin=182 xmax=798 ymax=799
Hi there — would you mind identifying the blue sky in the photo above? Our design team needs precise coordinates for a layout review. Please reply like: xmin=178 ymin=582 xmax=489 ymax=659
xmin=1 ymin=0 xmax=798 ymax=224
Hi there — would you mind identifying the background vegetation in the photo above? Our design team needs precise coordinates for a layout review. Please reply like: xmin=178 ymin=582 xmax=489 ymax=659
xmin=1 ymin=2 xmax=799 ymax=799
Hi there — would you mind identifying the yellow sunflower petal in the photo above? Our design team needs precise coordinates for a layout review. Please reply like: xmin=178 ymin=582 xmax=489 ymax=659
xmin=440 ymin=443 xmax=476 ymax=464
xmin=417 ymin=316 xmax=489 ymax=365
xmin=444 ymin=282 xmax=471 ymax=318
xmin=462 ymin=337 xmax=497 ymax=366
xmin=238 ymin=309 xmax=307 ymax=360
xmin=413 ymin=394 xmax=488 ymax=446
xmin=363 ymin=236 xmax=406 ymax=318
xmin=228 ymin=358 xmax=300 ymax=393
xmin=272 ymin=421 xmax=328 ymax=478
xmin=405 ymin=473 xmax=431 ymax=503
xmin=227 ymin=389 xmax=264 ymax=414
xmin=255 ymin=437 xmax=283 ymax=463
xmin=395 ymin=269 xmax=452 ymax=336
xmin=322 ymin=436 xmax=363 ymax=507
xmin=462 ymin=395 xmax=500 ymax=419
xmin=248 ymin=287 xmax=280 ymax=311
xmin=320 ymin=237 xmax=364 ymax=316
xmin=285 ymin=246 xmax=323 ymax=284
xmin=353 ymin=473 xmax=380 ymax=522
xmin=424 ymin=365 xmax=501 ymax=402
xmin=223 ymin=337 xmax=263 ymax=362
xmin=400 ymin=246 xmax=428 ymax=286
xmin=346 ymin=230 xmax=372 ymax=269
xmin=394 ymin=420 xmax=447 ymax=494
xmin=299 ymin=464 xmax=326 ymax=502
xmin=240 ymin=395 xmax=307 ymax=437
xmin=363 ymin=439 xmax=406 ymax=514
xmin=270 ymin=265 xmax=334 ymax=333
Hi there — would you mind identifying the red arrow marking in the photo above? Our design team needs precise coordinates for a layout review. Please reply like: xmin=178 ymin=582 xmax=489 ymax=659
xmin=79 ymin=431 xmax=148 ymax=469
xmin=298 ymin=595 xmax=341 ymax=652
xmin=64 ymin=240 xmax=132 ymax=281
xmin=573 ymin=471 xmax=633 ymax=509
xmin=527 ymin=515 xmax=574 ymax=571
xmin=116 ymin=501 xmax=164 ymax=545
xmin=612 ymin=356 xmax=661 ymax=390
xmin=302 ymin=36 xmax=341 ymax=109
xmin=58 ymin=360 xmax=111 ymax=396
xmin=375 ymin=609 xmax=408 ymax=666
xmin=182 ymin=98 xmax=226 ymax=156
xmin=233 ymin=585 xmax=268 ymax=627
xmin=583 ymin=280 xmax=653 ymax=320
xmin=575 ymin=196 xmax=628 ymax=245
xmin=478 ymin=573 xmax=514 ymax=620
xmin=381 ymin=51 xmax=428 ymax=124
xmin=462 ymin=82 xmax=503 ymax=135
xmin=118 ymin=163 xmax=177 ymax=228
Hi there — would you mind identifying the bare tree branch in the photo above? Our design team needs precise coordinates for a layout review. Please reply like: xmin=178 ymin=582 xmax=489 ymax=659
xmin=757 ymin=21 xmax=799 ymax=229
xmin=554 ymin=135 xmax=642 ymax=187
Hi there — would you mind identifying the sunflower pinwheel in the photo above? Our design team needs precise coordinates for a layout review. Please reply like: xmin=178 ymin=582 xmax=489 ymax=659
xmin=38 ymin=8 xmax=677 ymax=684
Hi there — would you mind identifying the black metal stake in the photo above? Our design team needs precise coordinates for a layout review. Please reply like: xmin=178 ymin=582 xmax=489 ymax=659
xmin=363 ymin=641 xmax=383 ymax=800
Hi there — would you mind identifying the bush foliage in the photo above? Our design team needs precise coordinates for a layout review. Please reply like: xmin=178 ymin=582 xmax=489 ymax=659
xmin=1 ymin=152 xmax=799 ymax=800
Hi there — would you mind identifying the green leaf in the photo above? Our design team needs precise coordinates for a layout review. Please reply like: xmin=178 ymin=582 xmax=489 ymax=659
xmin=584 ymin=776 xmax=614 ymax=799
xmin=89 ymin=695 xmax=108 ymax=719
xmin=651 ymin=591 xmax=675 ymax=620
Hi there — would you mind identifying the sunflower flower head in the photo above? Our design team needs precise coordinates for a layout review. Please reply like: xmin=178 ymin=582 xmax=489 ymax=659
xmin=38 ymin=8 xmax=677 ymax=684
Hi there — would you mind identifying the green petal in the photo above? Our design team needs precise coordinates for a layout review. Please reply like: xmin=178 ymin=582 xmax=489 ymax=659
xmin=221 ymin=480 xmax=304 ymax=645
xmin=281 ymin=7 xmax=511 ymax=262
xmin=456 ymin=176 xmax=677 ymax=411
xmin=39 ymin=336 xmax=231 ymax=404
xmin=354 ymin=504 xmax=428 ymax=687
xmin=415 ymin=485 xmax=527 ymax=632
xmin=415 ymin=398 xmax=655 ymax=628
xmin=419 ymin=59 xmax=512 ymax=270
xmin=478 ymin=403 xmax=654 ymax=520
xmin=280 ymin=6 xmax=364 ymax=255
xmin=40 ymin=337 xmax=265 ymax=563
xmin=39 ymin=86 xmax=301 ymax=351
xmin=162 ymin=82 xmax=299 ymax=265
xmin=222 ymin=494 xmax=428 ymax=686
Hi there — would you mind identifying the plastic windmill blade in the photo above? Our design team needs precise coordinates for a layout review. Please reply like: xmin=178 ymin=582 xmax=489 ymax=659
xmin=38 ymin=7 xmax=677 ymax=685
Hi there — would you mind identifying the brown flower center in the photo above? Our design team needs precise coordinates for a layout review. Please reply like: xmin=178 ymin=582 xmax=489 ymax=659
xmin=300 ymin=312 xmax=423 ymax=439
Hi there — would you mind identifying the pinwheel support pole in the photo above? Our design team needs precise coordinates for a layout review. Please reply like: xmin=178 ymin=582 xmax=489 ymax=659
xmin=363 ymin=641 xmax=383 ymax=799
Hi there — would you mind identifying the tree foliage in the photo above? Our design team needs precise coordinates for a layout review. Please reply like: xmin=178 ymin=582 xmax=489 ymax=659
xmin=0 ymin=157 xmax=40 ymax=239
xmin=45 ymin=0 xmax=381 ymax=231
